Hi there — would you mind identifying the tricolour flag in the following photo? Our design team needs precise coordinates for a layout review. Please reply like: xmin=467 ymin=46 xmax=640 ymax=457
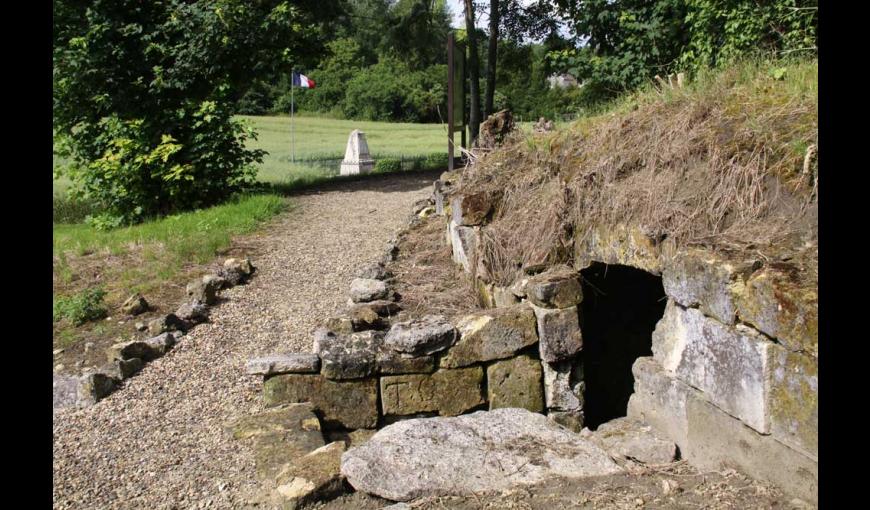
xmin=292 ymin=71 xmax=316 ymax=89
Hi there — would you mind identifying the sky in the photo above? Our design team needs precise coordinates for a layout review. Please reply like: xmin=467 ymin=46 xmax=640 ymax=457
xmin=444 ymin=0 xmax=571 ymax=40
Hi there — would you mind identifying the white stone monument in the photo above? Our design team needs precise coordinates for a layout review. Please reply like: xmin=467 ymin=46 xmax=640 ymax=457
xmin=340 ymin=129 xmax=375 ymax=175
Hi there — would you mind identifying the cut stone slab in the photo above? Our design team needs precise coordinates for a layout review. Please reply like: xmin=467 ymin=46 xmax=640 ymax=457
xmin=661 ymin=249 xmax=754 ymax=325
xmin=769 ymin=346 xmax=818 ymax=458
xmin=340 ymin=408 xmax=623 ymax=502
xmin=532 ymin=304 xmax=583 ymax=363
xmin=315 ymin=330 xmax=383 ymax=380
xmin=263 ymin=374 xmax=378 ymax=429
xmin=487 ymin=355 xmax=544 ymax=412
xmin=439 ymin=305 xmax=538 ymax=368
xmin=380 ymin=366 xmax=484 ymax=416
xmin=376 ymin=348 xmax=436 ymax=375
xmin=585 ymin=417 xmax=678 ymax=465
xmin=231 ymin=403 xmax=325 ymax=479
xmin=246 ymin=354 xmax=321 ymax=376
xmin=542 ymin=360 xmax=584 ymax=412
xmin=349 ymin=278 xmax=389 ymax=303
xmin=273 ymin=441 xmax=348 ymax=510
xmin=685 ymin=394 xmax=818 ymax=505
xmin=384 ymin=315 xmax=456 ymax=357
xmin=525 ymin=265 xmax=583 ymax=308
xmin=448 ymin=220 xmax=479 ymax=273
xmin=626 ymin=356 xmax=694 ymax=450
xmin=733 ymin=265 xmax=818 ymax=356
xmin=652 ymin=300 xmax=774 ymax=433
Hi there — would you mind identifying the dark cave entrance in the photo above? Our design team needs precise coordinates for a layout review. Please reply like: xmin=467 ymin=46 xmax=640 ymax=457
xmin=580 ymin=262 xmax=667 ymax=430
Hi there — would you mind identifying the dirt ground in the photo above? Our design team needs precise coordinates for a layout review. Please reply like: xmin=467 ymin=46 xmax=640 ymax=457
xmin=312 ymin=461 xmax=809 ymax=510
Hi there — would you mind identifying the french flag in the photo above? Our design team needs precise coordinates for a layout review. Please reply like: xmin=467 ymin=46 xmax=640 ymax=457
xmin=292 ymin=71 xmax=316 ymax=89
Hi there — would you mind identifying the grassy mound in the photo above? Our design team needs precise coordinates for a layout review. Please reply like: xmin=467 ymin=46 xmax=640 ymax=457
xmin=458 ymin=60 xmax=818 ymax=285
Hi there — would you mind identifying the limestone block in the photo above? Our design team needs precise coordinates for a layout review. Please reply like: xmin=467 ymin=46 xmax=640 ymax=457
xmin=573 ymin=224 xmax=668 ymax=275
xmin=376 ymin=349 xmax=436 ymax=375
xmin=263 ymin=374 xmax=379 ymax=429
xmin=542 ymin=360 xmax=584 ymax=412
xmin=449 ymin=220 xmax=479 ymax=273
xmin=769 ymin=346 xmax=818 ymax=458
xmin=315 ymin=330 xmax=383 ymax=380
xmin=439 ymin=305 xmax=538 ymax=368
xmin=380 ymin=366 xmax=484 ymax=416
xmin=662 ymin=248 xmax=757 ymax=325
xmin=685 ymin=395 xmax=818 ymax=505
xmin=626 ymin=357 xmax=694 ymax=450
xmin=77 ymin=372 xmax=119 ymax=404
xmin=246 ymin=354 xmax=321 ymax=376
xmin=384 ymin=315 xmax=456 ymax=357
xmin=100 ymin=357 xmax=144 ymax=380
xmin=734 ymin=265 xmax=818 ymax=355
xmin=487 ymin=355 xmax=544 ymax=412
xmin=652 ymin=300 xmax=774 ymax=433
xmin=525 ymin=265 xmax=583 ymax=308
xmin=531 ymin=304 xmax=582 ymax=363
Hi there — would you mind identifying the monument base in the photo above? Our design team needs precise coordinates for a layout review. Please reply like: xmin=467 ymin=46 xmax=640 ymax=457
xmin=340 ymin=160 xmax=375 ymax=176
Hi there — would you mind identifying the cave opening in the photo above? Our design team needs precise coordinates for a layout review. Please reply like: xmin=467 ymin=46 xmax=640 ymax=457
xmin=580 ymin=262 xmax=667 ymax=430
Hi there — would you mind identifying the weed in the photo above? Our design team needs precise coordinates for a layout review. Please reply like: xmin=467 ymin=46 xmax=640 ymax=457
xmin=53 ymin=287 xmax=108 ymax=326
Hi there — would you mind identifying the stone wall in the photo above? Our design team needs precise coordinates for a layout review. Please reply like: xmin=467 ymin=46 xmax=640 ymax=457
xmin=434 ymin=173 xmax=818 ymax=504
xmin=253 ymin=171 xmax=817 ymax=504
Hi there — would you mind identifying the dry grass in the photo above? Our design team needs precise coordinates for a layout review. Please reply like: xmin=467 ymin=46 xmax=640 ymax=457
xmin=458 ymin=60 xmax=818 ymax=285
xmin=390 ymin=215 xmax=481 ymax=320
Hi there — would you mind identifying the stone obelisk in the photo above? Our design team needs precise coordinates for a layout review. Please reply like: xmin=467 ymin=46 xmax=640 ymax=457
xmin=340 ymin=130 xmax=375 ymax=176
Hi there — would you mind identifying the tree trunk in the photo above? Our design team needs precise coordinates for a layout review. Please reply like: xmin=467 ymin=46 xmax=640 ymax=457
xmin=463 ymin=0 xmax=481 ymax=146
xmin=484 ymin=0 xmax=499 ymax=118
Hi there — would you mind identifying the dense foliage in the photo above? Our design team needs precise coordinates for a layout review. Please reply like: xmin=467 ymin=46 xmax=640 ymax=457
xmin=547 ymin=0 xmax=817 ymax=105
xmin=53 ymin=0 xmax=339 ymax=226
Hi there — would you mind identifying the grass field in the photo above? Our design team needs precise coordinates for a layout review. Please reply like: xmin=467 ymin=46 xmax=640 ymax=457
xmin=53 ymin=115 xmax=449 ymax=196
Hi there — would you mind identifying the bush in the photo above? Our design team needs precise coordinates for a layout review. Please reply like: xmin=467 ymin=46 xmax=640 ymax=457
xmin=423 ymin=153 xmax=449 ymax=170
xmin=341 ymin=57 xmax=446 ymax=122
xmin=54 ymin=288 xmax=108 ymax=326
xmin=374 ymin=158 xmax=402 ymax=174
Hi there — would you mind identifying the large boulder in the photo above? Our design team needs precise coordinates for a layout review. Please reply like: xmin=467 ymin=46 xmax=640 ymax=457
xmin=341 ymin=408 xmax=622 ymax=502
xmin=383 ymin=315 xmax=456 ymax=357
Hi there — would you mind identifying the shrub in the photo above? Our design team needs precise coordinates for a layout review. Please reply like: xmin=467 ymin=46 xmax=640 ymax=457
xmin=424 ymin=153 xmax=449 ymax=170
xmin=54 ymin=288 xmax=108 ymax=326
xmin=374 ymin=158 xmax=402 ymax=174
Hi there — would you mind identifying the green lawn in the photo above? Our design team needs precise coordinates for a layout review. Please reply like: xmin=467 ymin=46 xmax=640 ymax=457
xmin=53 ymin=115 xmax=449 ymax=195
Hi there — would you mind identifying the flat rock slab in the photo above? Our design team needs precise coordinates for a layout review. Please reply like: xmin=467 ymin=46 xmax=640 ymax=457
xmin=341 ymin=408 xmax=622 ymax=502
xmin=246 ymin=353 xmax=321 ymax=376
xmin=440 ymin=305 xmax=538 ymax=368
xmin=384 ymin=315 xmax=456 ymax=357
xmin=584 ymin=417 xmax=677 ymax=465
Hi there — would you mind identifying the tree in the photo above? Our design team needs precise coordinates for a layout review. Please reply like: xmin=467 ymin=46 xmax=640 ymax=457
xmin=463 ymin=0 xmax=482 ymax=144
xmin=484 ymin=0 xmax=500 ymax=117
xmin=53 ymin=0 xmax=340 ymax=226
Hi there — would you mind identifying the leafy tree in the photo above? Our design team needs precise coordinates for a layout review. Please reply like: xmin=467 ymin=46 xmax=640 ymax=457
xmin=463 ymin=0 xmax=482 ymax=144
xmin=53 ymin=0 xmax=340 ymax=226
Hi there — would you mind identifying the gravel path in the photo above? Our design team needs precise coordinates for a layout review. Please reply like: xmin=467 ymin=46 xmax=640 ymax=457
xmin=53 ymin=172 xmax=437 ymax=509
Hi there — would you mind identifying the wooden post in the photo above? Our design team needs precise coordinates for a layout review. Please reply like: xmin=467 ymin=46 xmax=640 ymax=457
xmin=447 ymin=33 xmax=455 ymax=171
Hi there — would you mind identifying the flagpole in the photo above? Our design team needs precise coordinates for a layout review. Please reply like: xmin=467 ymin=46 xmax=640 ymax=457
xmin=291 ymin=72 xmax=295 ymax=164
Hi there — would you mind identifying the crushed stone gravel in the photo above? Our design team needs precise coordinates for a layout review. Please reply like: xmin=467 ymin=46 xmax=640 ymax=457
xmin=53 ymin=172 xmax=437 ymax=509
